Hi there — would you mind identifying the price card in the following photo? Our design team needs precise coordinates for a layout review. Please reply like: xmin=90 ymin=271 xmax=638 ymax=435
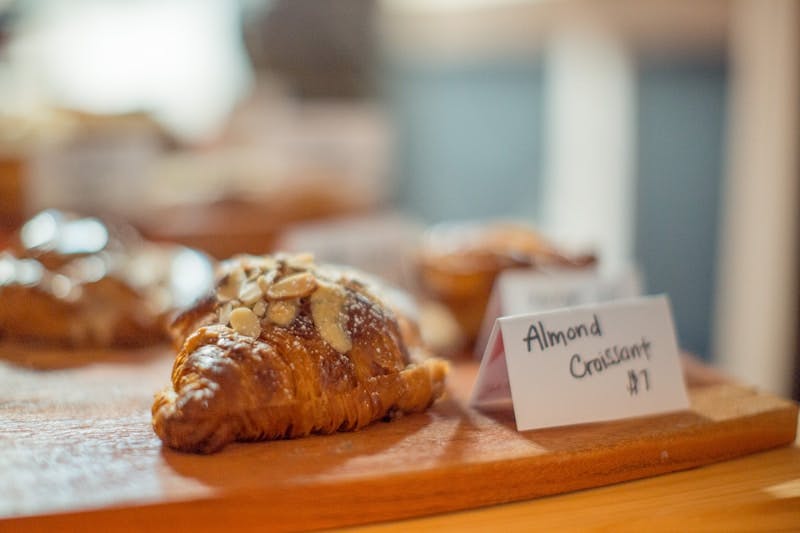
xmin=470 ymin=295 xmax=690 ymax=431
xmin=474 ymin=266 xmax=641 ymax=358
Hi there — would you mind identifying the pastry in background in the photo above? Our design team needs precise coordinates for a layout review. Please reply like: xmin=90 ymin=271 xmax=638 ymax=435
xmin=153 ymin=253 xmax=448 ymax=453
xmin=415 ymin=222 xmax=596 ymax=353
xmin=417 ymin=300 xmax=466 ymax=358
xmin=0 ymin=209 xmax=213 ymax=348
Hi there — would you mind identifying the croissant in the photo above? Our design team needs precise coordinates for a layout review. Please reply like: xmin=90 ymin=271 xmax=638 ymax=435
xmin=0 ymin=209 xmax=213 ymax=348
xmin=416 ymin=222 xmax=596 ymax=350
xmin=152 ymin=254 xmax=448 ymax=453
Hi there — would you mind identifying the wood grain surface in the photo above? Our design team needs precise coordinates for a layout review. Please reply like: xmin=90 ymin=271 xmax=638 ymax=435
xmin=0 ymin=344 xmax=797 ymax=532
xmin=346 ymin=436 xmax=800 ymax=532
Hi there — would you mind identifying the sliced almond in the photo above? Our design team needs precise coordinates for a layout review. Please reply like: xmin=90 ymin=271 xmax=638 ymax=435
xmin=287 ymin=252 xmax=315 ymax=269
xmin=267 ymin=272 xmax=317 ymax=300
xmin=238 ymin=280 xmax=263 ymax=306
xmin=256 ymin=272 xmax=276 ymax=294
xmin=267 ymin=300 xmax=298 ymax=326
xmin=252 ymin=300 xmax=267 ymax=317
xmin=217 ymin=268 xmax=244 ymax=300
xmin=218 ymin=300 xmax=237 ymax=325
xmin=310 ymin=281 xmax=352 ymax=353
xmin=253 ymin=255 xmax=277 ymax=272
xmin=229 ymin=307 xmax=261 ymax=338
xmin=238 ymin=254 xmax=275 ymax=274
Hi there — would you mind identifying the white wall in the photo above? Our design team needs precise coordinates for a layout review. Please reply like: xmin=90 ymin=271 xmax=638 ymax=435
xmin=714 ymin=0 xmax=799 ymax=396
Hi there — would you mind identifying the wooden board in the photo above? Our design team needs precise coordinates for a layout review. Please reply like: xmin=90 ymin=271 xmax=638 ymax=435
xmin=0 ymin=346 xmax=797 ymax=532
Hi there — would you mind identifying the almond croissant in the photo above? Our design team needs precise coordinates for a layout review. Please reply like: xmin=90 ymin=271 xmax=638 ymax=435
xmin=0 ymin=209 xmax=213 ymax=348
xmin=152 ymin=254 xmax=448 ymax=453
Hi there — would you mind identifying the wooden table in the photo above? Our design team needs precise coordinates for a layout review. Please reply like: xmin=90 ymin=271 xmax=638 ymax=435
xmin=1 ymin=346 xmax=797 ymax=532
xmin=347 ymin=424 xmax=800 ymax=531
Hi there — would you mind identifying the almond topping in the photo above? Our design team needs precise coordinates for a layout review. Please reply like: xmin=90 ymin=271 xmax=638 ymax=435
xmin=218 ymin=300 xmax=237 ymax=325
xmin=267 ymin=272 xmax=317 ymax=300
xmin=217 ymin=268 xmax=244 ymax=301
xmin=229 ymin=307 xmax=261 ymax=338
xmin=253 ymin=256 xmax=277 ymax=272
xmin=238 ymin=281 xmax=263 ymax=306
xmin=267 ymin=300 xmax=298 ymax=326
xmin=257 ymin=272 xmax=275 ymax=293
xmin=310 ymin=281 xmax=352 ymax=353
xmin=287 ymin=252 xmax=315 ymax=269
xmin=252 ymin=300 xmax=267 ymax=317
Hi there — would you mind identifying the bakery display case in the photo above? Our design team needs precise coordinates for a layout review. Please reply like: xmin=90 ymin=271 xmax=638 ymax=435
xmin=0 ymin=0 xmax=798 ymax=531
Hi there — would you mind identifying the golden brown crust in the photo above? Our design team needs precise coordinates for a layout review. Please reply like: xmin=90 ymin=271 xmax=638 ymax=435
xmin=416 ymin=222 xmax=596 ymax=349
xmin=0 ymin=210 xmax=213 ymax=348
xmin=152 ymin=253 xmax=448 ymax=453
xmin=0 ymin=275 xmax=165 ymax=347
xmin=169 ymin=294 xmax=217 ymax=351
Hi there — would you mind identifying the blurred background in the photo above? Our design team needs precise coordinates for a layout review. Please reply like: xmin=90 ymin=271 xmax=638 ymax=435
xmin=0 ymin=0 xmax=796 ymax=398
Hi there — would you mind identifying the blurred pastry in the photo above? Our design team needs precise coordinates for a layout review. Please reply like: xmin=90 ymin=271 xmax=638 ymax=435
xmin=416 ymin=300 xmax=465 ymax=357
xmin=415 ymin=222 xmax=595 ymax=352
xmin=153 ymin=253 xmax=448 ymax=453
xmin=0 ymin=209 xmax=213 ymax=348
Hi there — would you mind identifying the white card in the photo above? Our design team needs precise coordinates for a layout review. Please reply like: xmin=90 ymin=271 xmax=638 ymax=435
xmin=474 ymin=265 xmax=641 ymax=358
xmin=470 ymin=295 xmax=690 ymax=431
